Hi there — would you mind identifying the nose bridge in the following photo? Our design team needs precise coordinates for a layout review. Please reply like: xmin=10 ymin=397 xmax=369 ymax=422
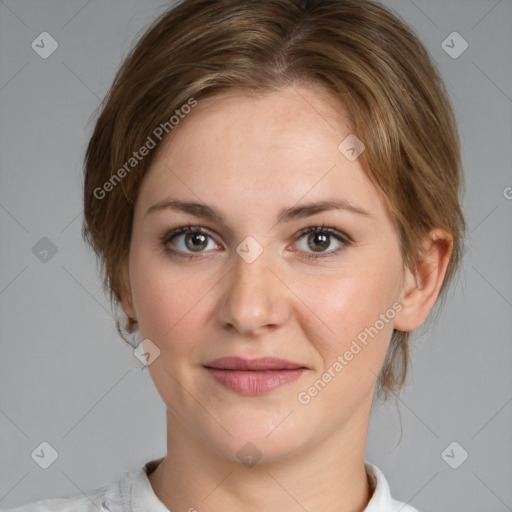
xmin=218 ymin=238 xmax=288 ymax=334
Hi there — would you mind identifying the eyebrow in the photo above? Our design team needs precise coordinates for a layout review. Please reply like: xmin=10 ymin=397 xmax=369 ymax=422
xmin=145 ymin=198 xmax=372 ymax=226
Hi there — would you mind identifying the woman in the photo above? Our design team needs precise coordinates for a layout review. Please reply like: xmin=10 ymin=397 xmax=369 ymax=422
xmin=7 ymin=0 xmax=465 ymax=510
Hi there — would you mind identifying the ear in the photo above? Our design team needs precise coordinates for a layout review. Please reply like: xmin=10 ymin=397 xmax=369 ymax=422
xmin=394 ymin=228 xmax=453 ymax=332
xmin=119 ymin=262 xmax=137 ymax=321
xmin=120 ymin=289 xmax=136 ymax=320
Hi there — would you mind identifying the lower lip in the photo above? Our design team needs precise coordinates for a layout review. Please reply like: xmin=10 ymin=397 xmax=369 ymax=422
xmin=205 ymin=368 xmax=305 ymax=395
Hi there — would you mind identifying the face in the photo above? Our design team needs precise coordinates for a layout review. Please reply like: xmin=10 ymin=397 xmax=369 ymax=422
xmin=124 ymin=85 xmax=407 ymax=463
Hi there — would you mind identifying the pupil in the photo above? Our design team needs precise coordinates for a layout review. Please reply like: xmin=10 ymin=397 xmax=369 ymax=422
xmin=310 ymin=233 xmax=329 ymax=252
xmin=186 ymin=233 xmax=207 ymax=251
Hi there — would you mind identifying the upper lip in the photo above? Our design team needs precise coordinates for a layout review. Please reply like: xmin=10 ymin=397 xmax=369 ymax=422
xmin=204 ymin=357 xmax=307 ymax=371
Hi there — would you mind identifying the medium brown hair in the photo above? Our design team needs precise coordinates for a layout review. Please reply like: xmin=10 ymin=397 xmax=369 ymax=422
xmin=82 ymin=0 xmax=466 ymax=400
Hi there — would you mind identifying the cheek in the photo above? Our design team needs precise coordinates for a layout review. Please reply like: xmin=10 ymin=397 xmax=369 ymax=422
xmin=295 ymin=258 xmax=402 ymax=371
xmin=291 ymin=266 xmax=401 ymax=416
xmin=129 ymin=250 xmax=218 ymax=355
xmin=129 ymin=256 xmax=215 ymax=404
xmin=130 ymin=231 xmax=403 ymax=375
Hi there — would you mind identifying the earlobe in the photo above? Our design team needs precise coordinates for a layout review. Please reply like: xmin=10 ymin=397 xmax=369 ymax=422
xmin=121 ymin=292 xmax=136 ymax=320
xmin=120 ymin=292 xmax=138 ymax=332
xmin=119 ymin=265 xmax=138 ymax=329
xmin=394 ymin=229 xmax=453 ymax=332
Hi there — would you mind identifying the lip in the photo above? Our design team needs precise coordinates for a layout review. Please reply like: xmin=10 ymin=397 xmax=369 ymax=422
xmin=205 ymin=357 xmax=306 ymax=371
xmin=204 ymin=357 xmax=308 ymax=396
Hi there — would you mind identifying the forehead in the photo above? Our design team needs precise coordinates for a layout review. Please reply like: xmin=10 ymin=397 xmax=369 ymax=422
xmin=135 ymin=85 xmax=385 ymax=221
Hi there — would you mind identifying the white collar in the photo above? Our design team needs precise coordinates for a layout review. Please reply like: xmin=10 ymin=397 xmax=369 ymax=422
xmin=108 ymin=457 xmax=419 ymax=512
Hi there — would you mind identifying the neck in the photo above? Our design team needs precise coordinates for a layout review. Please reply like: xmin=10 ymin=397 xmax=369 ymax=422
xmin=148 ymin=406 xmax=374 ymax=512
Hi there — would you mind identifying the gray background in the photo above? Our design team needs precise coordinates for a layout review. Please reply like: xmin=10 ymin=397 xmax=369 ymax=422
xmin=0 ymin=1 xmax=511 ymax=511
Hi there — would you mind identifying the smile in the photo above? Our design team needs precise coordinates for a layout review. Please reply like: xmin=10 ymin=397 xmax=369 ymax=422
xmin=203 ymin=357 xmax=308 ymax=395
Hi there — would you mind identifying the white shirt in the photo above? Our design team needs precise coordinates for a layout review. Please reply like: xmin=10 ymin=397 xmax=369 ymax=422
xmin=3 ymin=458 xmax=420 ymax=512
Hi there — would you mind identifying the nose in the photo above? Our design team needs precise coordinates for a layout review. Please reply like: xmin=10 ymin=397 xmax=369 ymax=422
xmin=216 ymin=242 xmax=291 ymax=337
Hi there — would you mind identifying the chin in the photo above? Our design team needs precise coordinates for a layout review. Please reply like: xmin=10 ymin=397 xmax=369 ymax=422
xmin=210 ymin=431 xmax=311 ymax=467
xmin=194 ymin=407 xmax=319 ymax=466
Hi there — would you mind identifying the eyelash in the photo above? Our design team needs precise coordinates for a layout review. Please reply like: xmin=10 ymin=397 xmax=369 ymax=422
xmin=159 ymin=223 xmax=352 ymax=261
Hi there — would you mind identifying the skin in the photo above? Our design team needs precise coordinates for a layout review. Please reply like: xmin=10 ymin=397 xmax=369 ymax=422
xmin=121 ymin=84 xmax=452 ymax=512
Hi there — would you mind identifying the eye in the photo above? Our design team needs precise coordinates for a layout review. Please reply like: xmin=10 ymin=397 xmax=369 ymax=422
xmin=161 ymin=224 xmax=219 ymax=258
xmin=293 ymin=224 xmax=351 ymax=260
xmin=160 ymin=223 xmax=351 ymax=260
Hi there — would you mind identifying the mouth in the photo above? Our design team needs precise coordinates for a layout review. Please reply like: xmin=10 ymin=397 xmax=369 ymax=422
xmin=203 ymin=357 xmax=308 ymax=396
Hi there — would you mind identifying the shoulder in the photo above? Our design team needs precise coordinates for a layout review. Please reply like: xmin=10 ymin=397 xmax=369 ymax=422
xmin=389 ymin=497 xmax=421 ymax=512
xmin=1 ymin=458 xmax=166 ymax=512
xmin=1 ymin=477 xmax=124 ymax=512
xmin=364 ymin=460 xmax=421 ymax=512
